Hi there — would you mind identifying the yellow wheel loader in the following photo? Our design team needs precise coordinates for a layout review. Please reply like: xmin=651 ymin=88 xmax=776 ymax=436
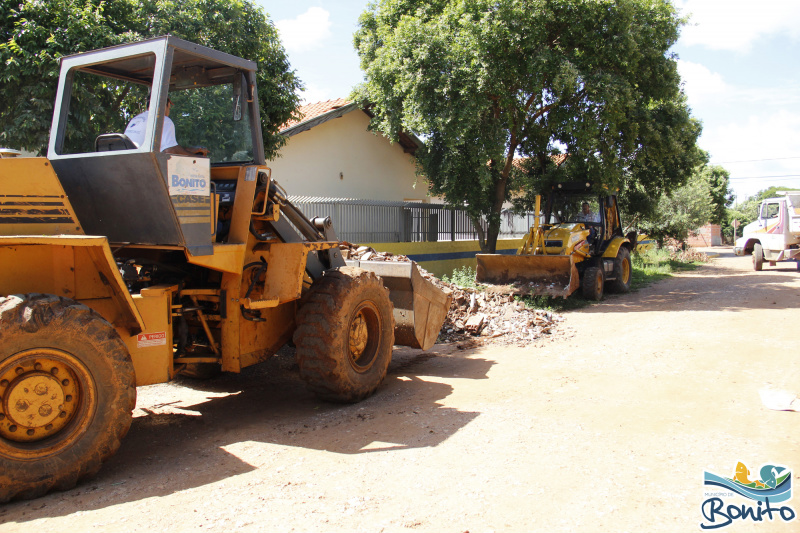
xmin=0 ymin=37 xmax=451 ymax=502
xmin=476 ymin=182 xmax=633 ymax=300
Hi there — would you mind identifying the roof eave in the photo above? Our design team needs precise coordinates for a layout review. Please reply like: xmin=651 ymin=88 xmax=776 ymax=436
xmin=280 ymin=102 xmax=360 ymax=137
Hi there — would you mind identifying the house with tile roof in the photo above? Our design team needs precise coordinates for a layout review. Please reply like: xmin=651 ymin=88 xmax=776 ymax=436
xmin=266 ymin=99 xmax=565 ymax=277
xmin=268 ymin=99 xmax=433 ymax=202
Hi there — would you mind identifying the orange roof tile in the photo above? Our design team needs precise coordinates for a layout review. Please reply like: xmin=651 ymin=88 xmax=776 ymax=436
xmin=282 ymin=98 xmax=351 ymax=131
xmin=512 ymin=154 xmax=569 ymax=171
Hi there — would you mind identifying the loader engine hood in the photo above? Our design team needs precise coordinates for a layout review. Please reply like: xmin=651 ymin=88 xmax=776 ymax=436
xmin=541 ymin=224 xmax=590 ymax=255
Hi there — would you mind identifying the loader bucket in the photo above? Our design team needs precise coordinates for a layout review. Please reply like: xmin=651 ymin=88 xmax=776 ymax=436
xmin=475 ymin=253 xmax=580 ymax=298
xmin=346 ymin=260 xmax=452 ymax=350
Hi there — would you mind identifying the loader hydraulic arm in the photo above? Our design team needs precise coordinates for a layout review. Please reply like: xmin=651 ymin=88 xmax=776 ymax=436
xmin=264 ymin=179 xmax=346 ymax=278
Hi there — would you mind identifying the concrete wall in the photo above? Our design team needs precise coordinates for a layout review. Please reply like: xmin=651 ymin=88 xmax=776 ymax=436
xmin=269 ymin=110 xmax=433 ymax=202
xmin=366 ymin=238 xmax=522 ymax=278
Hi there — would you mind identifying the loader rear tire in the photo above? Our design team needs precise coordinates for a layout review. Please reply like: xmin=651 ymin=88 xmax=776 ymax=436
xmin=293 ymin=267 xmax=395 ymax=403
xmin=753 ymin=243 xmax=764 ymax=271
xmin=0 ymin=294 xmax=136 ymax=503
xmin=581 ymin=266 xmax=604 ymax=301
xmin=608 ymin=247 xmax=632 ymax=293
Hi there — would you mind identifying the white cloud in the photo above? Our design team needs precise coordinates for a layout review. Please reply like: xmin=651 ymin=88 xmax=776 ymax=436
xmin=702 ymin=111 xmax=800 ymax=199
xmin=298 ymin=83 xmax=332 ymax=105
xmin=677 ymin=60 xmax=800 ymax=110
xmin=675 ymin=0 xmax=800 ymax=52
xmin=276 ymin=7 xmax=333 ymax=54
xmin=677 ymin=60 xmax=728 ymax=105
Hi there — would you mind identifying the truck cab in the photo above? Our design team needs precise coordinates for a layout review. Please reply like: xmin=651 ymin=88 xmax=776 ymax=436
xmin=734 ymin=192 xmax=800 ymax=270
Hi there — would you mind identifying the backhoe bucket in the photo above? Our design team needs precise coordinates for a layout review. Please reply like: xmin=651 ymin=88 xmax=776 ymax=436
xmin=346 ymin=260 xmax=452 ymax=350
xmin=475 ymin=254 xmax=580 ymax=298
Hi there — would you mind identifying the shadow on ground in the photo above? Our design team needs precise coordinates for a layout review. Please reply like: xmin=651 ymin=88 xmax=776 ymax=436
xmin=0 ymin=345 xmax=492 ymax=521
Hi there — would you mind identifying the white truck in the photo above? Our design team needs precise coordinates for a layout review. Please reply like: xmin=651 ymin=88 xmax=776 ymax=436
xmin=734 ymin=191 xmax=800 ymax=271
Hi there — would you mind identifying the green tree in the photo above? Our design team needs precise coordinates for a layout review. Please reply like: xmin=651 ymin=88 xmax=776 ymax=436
xmin=704 ymin=164 xmax=734 ymax=224
xmin=354 ymin=0 xmax=701 ymax=252
xmin=636 ymin=164 xmax=718 ymax=244
xmin=0 ymin=0 xmax=300 ymax=159
xmin=627 ymin=157 xmax=732 ymax=244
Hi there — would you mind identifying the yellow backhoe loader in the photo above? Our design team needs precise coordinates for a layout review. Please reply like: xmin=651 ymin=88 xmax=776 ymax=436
xmin=476 ymin=182 xmax=634 ymax=300
xmin=0 ymin=37 xmax=450 ymax=502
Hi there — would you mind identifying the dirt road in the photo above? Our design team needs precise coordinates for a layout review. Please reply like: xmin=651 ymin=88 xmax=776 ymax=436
xmin=1 ymin=247 xmax=799 ymax=532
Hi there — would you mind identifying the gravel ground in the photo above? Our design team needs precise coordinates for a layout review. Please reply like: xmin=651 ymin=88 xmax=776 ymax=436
xmin=1 ymin=246 xmax=798 ymax=532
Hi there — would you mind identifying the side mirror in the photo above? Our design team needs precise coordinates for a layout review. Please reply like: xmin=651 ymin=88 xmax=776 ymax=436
xmin=232 ymin=72 xmax=246 ymax=122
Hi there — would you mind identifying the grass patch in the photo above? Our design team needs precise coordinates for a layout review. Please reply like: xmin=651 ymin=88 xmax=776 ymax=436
xmin=630 ymin=247 xmax=703 ymax=290
xmin=441 ymin=265 xmax=483 ymax=289
xmin=441 ymin=247 xmax=708 ymax=312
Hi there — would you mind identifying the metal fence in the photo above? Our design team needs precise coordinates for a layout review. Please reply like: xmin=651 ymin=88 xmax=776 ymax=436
xmin=289 ymin=197 xmax=535 ymax=243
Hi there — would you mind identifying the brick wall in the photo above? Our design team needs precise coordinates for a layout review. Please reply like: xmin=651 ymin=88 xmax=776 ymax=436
xmin=687 ymin=224 xmax=722 ymax=247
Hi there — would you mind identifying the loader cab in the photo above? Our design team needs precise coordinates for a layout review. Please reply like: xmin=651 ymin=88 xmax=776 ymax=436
xmin=543 ymin=182 xmax=623 ymax=253
xmin=46 ymin=36 xmax=264 ymax=255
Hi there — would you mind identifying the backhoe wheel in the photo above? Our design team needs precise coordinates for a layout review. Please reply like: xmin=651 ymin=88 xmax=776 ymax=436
xmin=753 ymin=243 xmax=764 ymax=271
xmin=608 ymin=247 xmax=632 ymax=293
xmin=293 ymin=267 xmax=395 ymax=403
xmin=0 ymin=294 xmax=136 ymax=502
xmin=581 ymin=266 xmax=604 ymax=301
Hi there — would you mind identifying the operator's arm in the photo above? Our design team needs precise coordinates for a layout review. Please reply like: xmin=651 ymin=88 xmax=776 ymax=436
xmin=164 ymin=145 xmax=209 ymax=157
xmin=161 ymin=116 xmax=209 ymax=156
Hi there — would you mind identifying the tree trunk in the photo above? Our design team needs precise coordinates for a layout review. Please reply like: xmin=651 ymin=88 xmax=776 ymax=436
xmin=470 ymin=215 xmax=488 ymax=252
xmin=485 ymin=214 xmax=501 ymax=254
xmin=482 ymin=143 xmax=518 ymax=254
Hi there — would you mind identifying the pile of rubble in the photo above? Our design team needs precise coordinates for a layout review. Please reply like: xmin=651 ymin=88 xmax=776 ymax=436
xmin=340 ymin=242 xmax=564 ymax=346
xmin=436 ymin=288 xmax=563 ymax=345
xmin=339 ymin=243 xmax=410 ymax=262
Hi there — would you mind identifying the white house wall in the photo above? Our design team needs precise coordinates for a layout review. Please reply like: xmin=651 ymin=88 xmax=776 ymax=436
xmin=269 ymin=110 xmax=432 ymax=202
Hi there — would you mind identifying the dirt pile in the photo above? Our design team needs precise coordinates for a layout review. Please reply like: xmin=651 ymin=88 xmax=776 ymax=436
xmin=340 ymin=243 xmax=563 ymax=345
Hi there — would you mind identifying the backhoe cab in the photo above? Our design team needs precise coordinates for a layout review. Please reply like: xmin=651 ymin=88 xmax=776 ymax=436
xmin=0 ymin=37 xmax=450 ymax=502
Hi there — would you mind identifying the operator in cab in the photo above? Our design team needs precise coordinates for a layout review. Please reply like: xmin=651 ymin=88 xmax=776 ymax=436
xmin=576 ymin=202 xmax=600 ymax=224
xmin=125 ymin=97 xmax=208 ymax=156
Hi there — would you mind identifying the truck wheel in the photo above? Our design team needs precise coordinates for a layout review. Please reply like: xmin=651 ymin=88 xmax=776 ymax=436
xmin=581 ymin=266 xmax=604 ymax=301
xmin=753 ymin=243 xmax=764 ymax=271
xmin=608 ymin=247 xmax=632 ymax=293
xmin=0 ymin=294 xmax=136 ymax=502
xmin=293 ymin=267 xmax=394 ymax=403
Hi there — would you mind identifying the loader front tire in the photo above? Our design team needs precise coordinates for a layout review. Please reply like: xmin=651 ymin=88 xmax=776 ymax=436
xmin=294 ymin=267 xmax=395 ymax=403
xmin=608 ymin=247 xmax=632 ymax=293
xmin=0 ymin=294 xmax=136 ymax=502
xmin=753 ymin=243 xmax=764 ymax=271
xmin=581 ymin=266 xmax=604 ymax=301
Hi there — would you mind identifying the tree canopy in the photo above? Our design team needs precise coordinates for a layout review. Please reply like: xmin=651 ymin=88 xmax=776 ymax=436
xmin=354 ymin=0 xmax=702 ymax=252
xmin=0 ymin=0 xmax=300 ymax=159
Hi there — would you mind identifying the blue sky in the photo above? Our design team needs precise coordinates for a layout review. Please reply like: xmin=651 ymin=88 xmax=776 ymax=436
xmin=257 ymin=0 xmax=800 ymax=201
